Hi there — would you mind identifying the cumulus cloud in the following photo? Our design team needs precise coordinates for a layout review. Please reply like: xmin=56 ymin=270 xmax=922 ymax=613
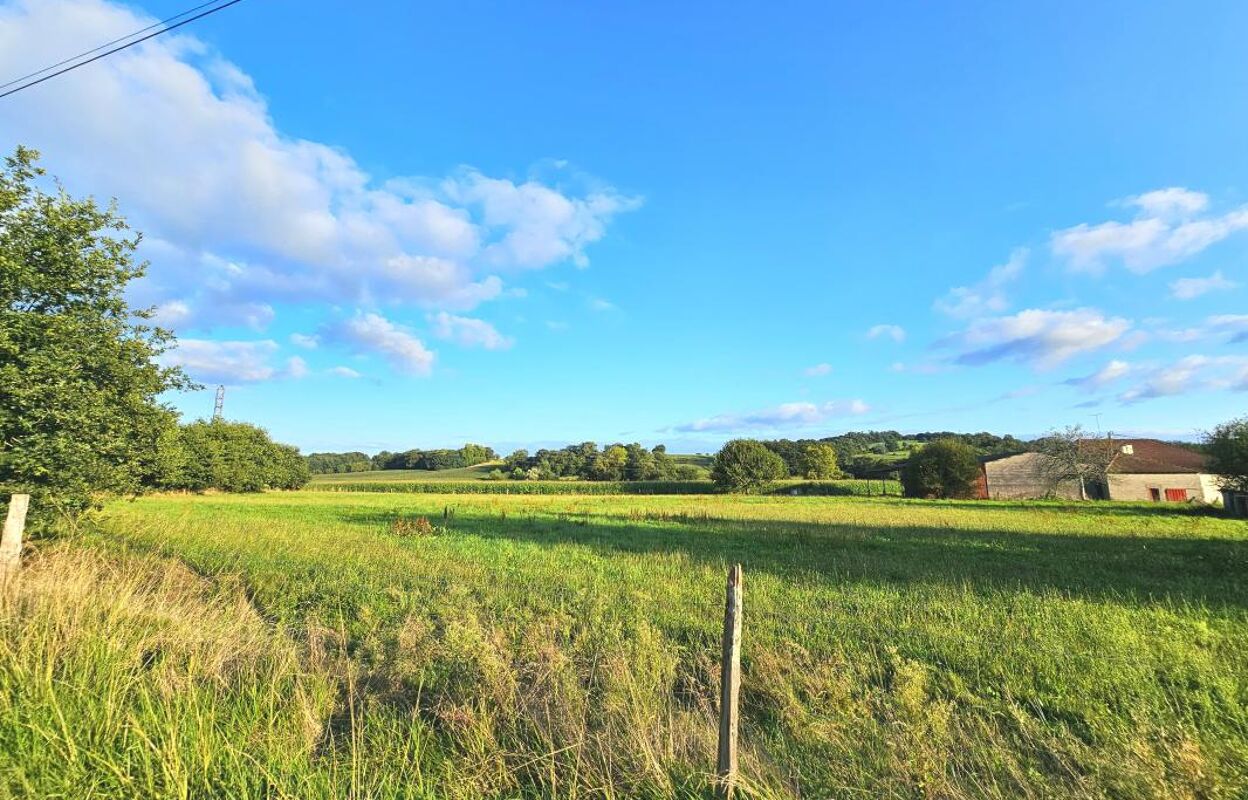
xmin=324 ymin=313 xmax=435 ymax=376
xmin=442 ymin=170 xmax=641 ymax=269
xmin=1051 ymin=187 xmax=1248 ymax=274
xmin=945 ymin=308 xmax=1131 ymax=369
xmin=289 ymin=333 xmax=319 ymax=349
xmin=429 ymin=312 xmax=513 ymax=350
xmin=867 ymin=324 xmax=906 ymax=343
xmin=1169 ymin=270 xmax=1240 ymax=300
xmin=160 ymin=339 xmax=304 ymax=384
xmin=0 ymin=0 xmax=637 ymax=350
xmin=934 ymin=248 xmax=1027 ymax=318
xmin=328 ymin=366 xmax=362 ymax=379
xmin=803 ymin=363 xmax=833 ymax=377
xmin=1064 ymin=359 xmax=1132 ymax=392
xmin=675 ymin=400 xmax=870 ymax=433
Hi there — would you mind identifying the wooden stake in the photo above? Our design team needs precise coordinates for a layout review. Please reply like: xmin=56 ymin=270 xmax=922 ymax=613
xmin=1 ymin=494 xmax=30 ymax=576
xmin=717 ymin=563 xmax=743 ymax=799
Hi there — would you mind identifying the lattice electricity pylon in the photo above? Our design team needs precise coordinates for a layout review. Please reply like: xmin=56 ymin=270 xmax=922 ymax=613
xmin=212 ymin=385 xmax=225 ymax=421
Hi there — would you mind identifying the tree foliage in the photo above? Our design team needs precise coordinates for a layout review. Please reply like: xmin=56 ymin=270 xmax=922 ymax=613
xmin=1206 ymin=417 xmax=1248 ymax=493
xmin=900 ymin=439 xmax=981 ymax=499
xmin=0 ymin=147 xmax=189 ymax=524
xmin=502 ymin=442 xmax=682 ymax=481
xmin=305 ymin=451 xmax=373 ymax=474
xmin=154 ymin=421 xmax=309 ymax=492
xmin=801 ymin=443 xmax=842 ymax=479
xmin=711 ymin=439 xmax=788 ymax=493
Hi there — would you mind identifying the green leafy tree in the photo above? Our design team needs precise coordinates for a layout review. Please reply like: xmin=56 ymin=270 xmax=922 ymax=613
xmin=901 ymin=438 xmax=981 ymax=499
xmin=0 ymin=147 xmax=189 ymax=525
xmin=801 ymin=442 xmax=842 ymax=479
xmin=711 ymin=439 xmax=788 ymax=493
xmin=156 ymin=421 xmax=309 ymax=492
xmin=1206 ymin=417 xmax=1248 ymax=493
xmin=591 ymin=444 xmax=629 ymax=481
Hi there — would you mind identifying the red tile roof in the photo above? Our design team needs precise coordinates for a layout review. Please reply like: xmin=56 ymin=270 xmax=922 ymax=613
xmin=1082 ymin=438 xmax=1209 ymax=474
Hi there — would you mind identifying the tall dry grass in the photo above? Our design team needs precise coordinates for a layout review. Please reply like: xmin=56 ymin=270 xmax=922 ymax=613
xmin=0 ymin=543 xmax=770 ymax=799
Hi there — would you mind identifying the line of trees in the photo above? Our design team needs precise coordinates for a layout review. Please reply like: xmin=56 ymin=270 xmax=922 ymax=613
xmin=307 ymin=444 xmax=498 ymax=474
xmin=753 ymin=431 xmax=1026 ymax=477
xmin=498 ymin=443 xmax=703 ymax=481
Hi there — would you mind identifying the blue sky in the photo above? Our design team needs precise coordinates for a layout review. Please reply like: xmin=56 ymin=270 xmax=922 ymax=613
xmin=2 ymin=0 xmax=1246 ymax=453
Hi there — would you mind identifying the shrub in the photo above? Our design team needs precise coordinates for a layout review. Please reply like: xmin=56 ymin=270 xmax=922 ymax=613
xmin=901 ymin=439 xmax=981 ymax=499
xmin=390 ymin=516 xmax=441 ymax=536
xmin=711 ymin=440 xmax=788 ymax=493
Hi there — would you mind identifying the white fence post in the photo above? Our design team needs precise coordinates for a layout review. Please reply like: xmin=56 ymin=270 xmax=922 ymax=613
xmin=1 ymin=494 xmax=30 ymax=577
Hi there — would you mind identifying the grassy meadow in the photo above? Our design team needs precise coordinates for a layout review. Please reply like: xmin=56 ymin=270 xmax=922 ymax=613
xmin=2 ymin=490 xmax=1246 ymax=798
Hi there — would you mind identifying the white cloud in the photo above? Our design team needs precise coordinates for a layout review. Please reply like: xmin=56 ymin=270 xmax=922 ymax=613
xmin=934 ymin=248 xmax=1027 ymax=318
xmin=1127 ymin=188 xmax=1209 ymax=219
xmin=284 ymin=356 xmax=309 ymax=379
xmin=325 ymin=312 xmax=435 ymax=376
xmin=290 ymin=333 xmax=319 ymax=349
xmin=1052 ymin=187 xmax=1248 ymax=274
xmin=803 ymin=363 xmax=833 ymax=377
xmin=1170 ymin=270 xmax=1240 ymax=300
xmin=0 ymin=0 xmax=637 ymax=342
xmin=588 ymin=298 xmax=616 ymax=312
xmin=867 ymin=324 xmax=906 ymax=343
xmin=1064 ymin=359 xmax=1132 ymax=392
xmin=1117 ymin=355 xmax=1248 ymax=404
xmin=676 ymin=400 xmax=870 ymax=433
xmin=161 ymin=339 xmax=282 ymax=384
xmin=152 ymin=300 xmax=191 ymax=327
xmin=1154 ymin=314 xmax=1248 ymax=344
xmin=946 ymin=308 xmax=1131 ymax=369
xmin=545 ymin=320 xmax=569 ymax=332
xmin=442 ymin=170 xmax=641 ymax=270
xmin=429 ymin=312 xmax=513 ymax=350
xmin=1208 ymin=314 xmax=1248 ymax=343
xmin=329 ymin=366 xmax=362 ymax=379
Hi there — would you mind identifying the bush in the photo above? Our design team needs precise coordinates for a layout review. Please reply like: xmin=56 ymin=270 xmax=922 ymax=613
xmin=711 ymin=440 xmax=788 ymax=493
xmin=901 ymin=439 xmax=981 ymax=499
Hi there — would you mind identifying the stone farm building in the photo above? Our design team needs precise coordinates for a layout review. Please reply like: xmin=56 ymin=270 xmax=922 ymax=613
xmin=977 ymin=439 xmax=1220 ymax=503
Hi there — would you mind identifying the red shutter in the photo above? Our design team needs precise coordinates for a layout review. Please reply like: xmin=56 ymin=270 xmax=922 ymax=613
xmin=1163 ymin=488 xmax=1188 ymax=502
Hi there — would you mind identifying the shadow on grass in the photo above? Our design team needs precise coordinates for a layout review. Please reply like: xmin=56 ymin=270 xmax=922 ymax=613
xmin=339 ymin=506 xmax=1248 ymax=609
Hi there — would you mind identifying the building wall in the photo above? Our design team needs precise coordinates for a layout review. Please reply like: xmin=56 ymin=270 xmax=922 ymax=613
xmin=1107 ymin=473 xmax=1218 ymax=503
xmin=983 ymin=453 xmax=1082 ymax=500
xmin=1199 ymin=474 xmax=1223 ymax=505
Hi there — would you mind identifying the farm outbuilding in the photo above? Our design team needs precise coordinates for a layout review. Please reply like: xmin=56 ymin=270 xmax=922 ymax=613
xmin=977 ymin=439 xmax=1220 ymax=503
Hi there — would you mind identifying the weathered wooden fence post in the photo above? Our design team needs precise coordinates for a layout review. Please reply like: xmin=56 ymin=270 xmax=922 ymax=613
xmin=717 ymin=563 xmax=743 ymax=799
xmin=1 ymin=494 xmax=31 ymax=577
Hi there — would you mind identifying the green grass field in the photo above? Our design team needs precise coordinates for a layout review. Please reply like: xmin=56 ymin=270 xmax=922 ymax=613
xmin=2 ymin=491 xmax=1245 ymax=798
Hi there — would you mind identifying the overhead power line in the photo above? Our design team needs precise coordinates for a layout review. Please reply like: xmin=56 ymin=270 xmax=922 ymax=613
xmin=0 ymin=0 xmax=248 ymax=101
